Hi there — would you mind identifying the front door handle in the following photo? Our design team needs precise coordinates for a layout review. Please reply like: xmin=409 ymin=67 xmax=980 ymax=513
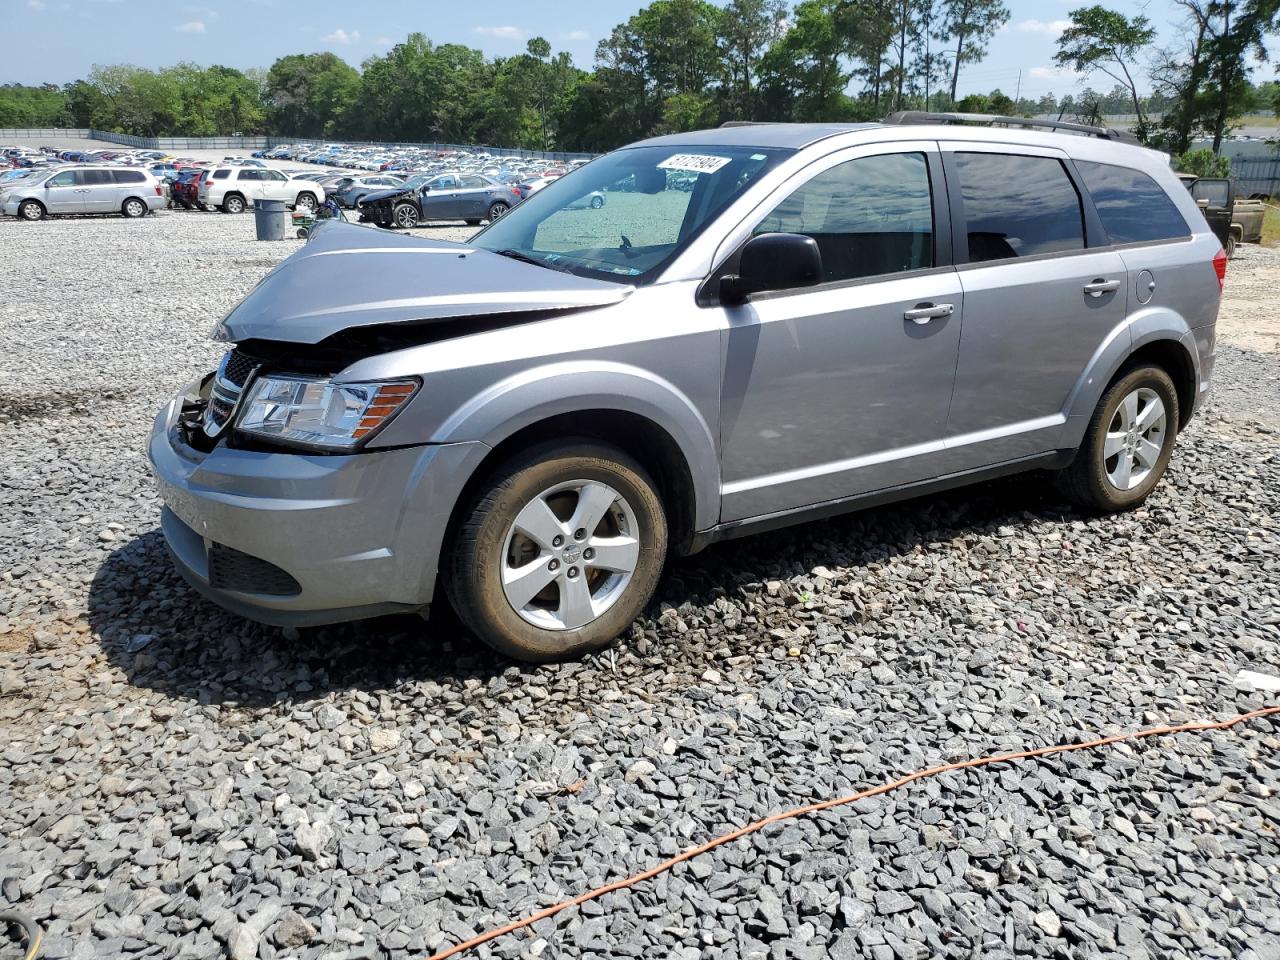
xmin=1084 ymin=279 xmax=1121 ymax=298
xmin=904 ymin=303 xmax=955 ymax=324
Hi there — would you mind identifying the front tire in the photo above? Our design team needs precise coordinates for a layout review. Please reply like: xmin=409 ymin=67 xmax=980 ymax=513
xmin=393 ymin=203 xmax=419 ymax=229
xmin=1057 ymin=364 xmax=1179 ymax=513
xmin=445 ymin=441 xmax=667 ymax=662
xmin=17 ymin=199 xmax=44 ymax=221
xmin=295 ymin=192 xmax=317 ymax=212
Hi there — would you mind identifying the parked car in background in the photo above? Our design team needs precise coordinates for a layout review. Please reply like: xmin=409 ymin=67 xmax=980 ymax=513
xmin=198 ymin=166 xmax=323 ymax=214
xmin=170 ymin=169 xmax=206 ymax=210
xmin=1177 ymin=173 xmax=1264 ymax=258
xmin=334 ymin=174 xmax=405 ymax=207
xmin=1 ymin=166 xmax=165 ymax=220
xmin=358 ymin=173 xmax=520 ymax=228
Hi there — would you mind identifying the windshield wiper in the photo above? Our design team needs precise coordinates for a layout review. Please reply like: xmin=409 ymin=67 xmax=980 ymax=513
xmin=493 ymin=249 xmax=569 ymax=272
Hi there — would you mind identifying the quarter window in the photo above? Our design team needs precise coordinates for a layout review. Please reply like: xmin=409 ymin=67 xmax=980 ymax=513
xmin=1077 ymin=160 xmax=1191 ymax=244
xmin=954 ymin=153 xmax=1084 ymax=262
xmin=212 ymin=169 xmax=230 ymax=180
xmin=753 ymin=152 xmax=934 ymax=283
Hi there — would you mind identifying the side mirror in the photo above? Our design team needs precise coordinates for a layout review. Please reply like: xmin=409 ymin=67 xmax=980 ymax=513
xmin=721 ymin=233 xmax=823 ymax=304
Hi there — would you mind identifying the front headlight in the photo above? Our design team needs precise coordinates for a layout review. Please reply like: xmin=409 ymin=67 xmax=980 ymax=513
xmin=235 ymin=374 xmax=419 ymax=451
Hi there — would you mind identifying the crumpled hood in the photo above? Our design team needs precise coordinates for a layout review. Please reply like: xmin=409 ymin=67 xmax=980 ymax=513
xmin=214 ymin=221 xmax=634 ymax=344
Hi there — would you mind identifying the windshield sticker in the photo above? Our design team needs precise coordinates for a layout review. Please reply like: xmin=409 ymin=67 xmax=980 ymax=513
xmin=658 ymin=153 xmax=732 ymax=175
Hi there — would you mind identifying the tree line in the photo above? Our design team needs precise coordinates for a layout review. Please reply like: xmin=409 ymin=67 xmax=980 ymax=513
xmin=1 ymin=0 xmax=1276 ymax=154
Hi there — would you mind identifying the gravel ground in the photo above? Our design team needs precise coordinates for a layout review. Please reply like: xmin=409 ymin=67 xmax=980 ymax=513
xmin=2 ymin=212 xmax=1279 ymax=960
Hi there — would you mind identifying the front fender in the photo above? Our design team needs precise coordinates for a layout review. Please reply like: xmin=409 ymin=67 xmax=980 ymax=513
xmin=1062 ymin=306 xmax=1200 ymax=443
xmin=424 ymin=360 xmax=721 ymax=532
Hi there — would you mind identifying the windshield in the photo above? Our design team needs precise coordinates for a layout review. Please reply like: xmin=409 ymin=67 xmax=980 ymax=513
xmin=471 ymin=144 xmax=791 ymax=283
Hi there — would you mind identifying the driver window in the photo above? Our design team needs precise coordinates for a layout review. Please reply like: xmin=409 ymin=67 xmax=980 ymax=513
xmin=753 ymin=152 xmax=934 ymax=283
xmin=47 ymin=171 xmax=75 ymax=187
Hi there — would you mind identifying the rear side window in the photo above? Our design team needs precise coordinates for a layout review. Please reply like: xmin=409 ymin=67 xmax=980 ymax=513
xmin=753 ymin=152 xmax=934 ymax=283
xmin=112 ymin=170 xmax=146 ymax=184
xmin=212 ymin=169 xmax=230 ymax=180
xmin=1077 ymin=161 xmax=1190 ymax=244
xmin=954 ymin=153 xmax=1084 ymax=263
xmin=82 ymin=170 xmax=113 ymax=186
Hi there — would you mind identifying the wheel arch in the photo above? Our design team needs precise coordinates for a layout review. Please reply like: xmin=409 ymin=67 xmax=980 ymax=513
xmin=1065 ymin=310 xmax=1200 ymax=433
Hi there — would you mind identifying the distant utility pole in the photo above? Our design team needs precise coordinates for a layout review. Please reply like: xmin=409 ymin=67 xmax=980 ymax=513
xmin=1014 ymin=69 xmax=1022 ymax=108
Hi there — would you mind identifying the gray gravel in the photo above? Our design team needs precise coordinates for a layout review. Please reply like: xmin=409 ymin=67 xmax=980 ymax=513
xmin=2 ymin=211 xmax=1279 ymax=960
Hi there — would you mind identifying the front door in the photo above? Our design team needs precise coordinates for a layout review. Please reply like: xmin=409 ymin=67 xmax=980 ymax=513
xmin=420 ymin=175 xmax=460 ymax=220
xmin=717 ymin=145 xmax=963 ymax=522
xmin=940 ymin=146 xmax=1129 ymax=466
xmin=43 ymin=170 xmax=83 ymax=213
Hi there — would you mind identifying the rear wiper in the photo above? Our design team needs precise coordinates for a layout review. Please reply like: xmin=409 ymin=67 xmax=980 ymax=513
xmin=493 ymin=249 xmax=569 ymax=272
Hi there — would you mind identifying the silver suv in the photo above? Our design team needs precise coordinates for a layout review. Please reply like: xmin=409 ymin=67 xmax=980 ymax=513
xmin=150 ymin=115 xmax=1223 ymax=661
xmin=1 ymin=165 xmax=166 ymax=220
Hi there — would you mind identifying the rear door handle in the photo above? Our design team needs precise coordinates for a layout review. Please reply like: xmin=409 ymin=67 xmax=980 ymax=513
xmin=904 ymin=303 xmax=955 ymax=324
xmin=1084 ymin=279 xmax=1121 ymax=298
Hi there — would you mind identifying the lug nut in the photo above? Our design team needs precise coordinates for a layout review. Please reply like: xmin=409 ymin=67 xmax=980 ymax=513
xmin=567 ymin=567 xmax=579 ymax=578
xmin=574 ymin=528 xmax=586 ymax=541
xmin=552 ymin=535 xmax=564 ymax=547
xmin=583 ymin=548 xmax=595 ymax=560
xmin=548 ymin=559 xmax=560 ymax=571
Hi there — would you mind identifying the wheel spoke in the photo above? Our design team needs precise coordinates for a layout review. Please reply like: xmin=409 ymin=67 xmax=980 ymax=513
xmin=557 ymin=574 xmax=596 ymax=630
xmin=513 ymin=497 xmax=566 ymax=551
xmin=1134 ymin=438 xmax=1162 ymax=471
xmin=1111 ymin=452 xmax=1134 ymax=489
xmin=1119 ymin=391 xmax=1140 ymax=431
xmin=587 ymin=535 xmax=639 ymax=574
xmin=502 ymin=556 xmax=558 ymax=610
xmin=1136 ymin=395 xmax=1165 ymax=433
xmin=569 ymin=482 xmax=617 ymax=537
xmin=1104 ymin=432 xmax=1127 ymax=458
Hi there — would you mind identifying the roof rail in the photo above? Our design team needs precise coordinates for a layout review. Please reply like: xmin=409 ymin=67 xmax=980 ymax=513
xmin=719 ymin=120 xmax=783 ymax=128
xmin=883 ymin=111 xmax=1141 ymax=145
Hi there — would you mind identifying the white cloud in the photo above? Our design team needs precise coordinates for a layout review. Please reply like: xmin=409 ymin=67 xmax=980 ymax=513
xmin=323 ymin=27 xmax=360 ymax=44
xmin=1029 ymin=65 xmax=1082 ymax=81
xmin=27 ymin=0 xmax=45 ymax=10
xmin=174 ymin=19 xmax=206 ymax=32
xmin=473 ymin=25 xmax=523 ymax=40
xmin=564 ymin=29 xmax=589 ymax=41
xmin=1013 ymin=19 xmax=1071 ymax=35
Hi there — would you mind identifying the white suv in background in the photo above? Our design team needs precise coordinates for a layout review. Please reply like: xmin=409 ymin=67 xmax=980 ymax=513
xmin=198 ymin=167 xmax=323 ymax=214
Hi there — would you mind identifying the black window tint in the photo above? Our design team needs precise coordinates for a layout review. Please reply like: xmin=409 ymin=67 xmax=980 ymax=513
xmin=954 ymin=153 xmax=1084 ymax=263
xmin=113 ymin=170 xmax=146 ymax=184
xmin=82 ymin=169 xmax=113 ymax=185
xmin=753 ymin=152 xmax=934 ymax=283
xmin=212 ymin=169 xmax=230 ymax=180
xmin=1077 ymin=161 xmax=1190 ymax=244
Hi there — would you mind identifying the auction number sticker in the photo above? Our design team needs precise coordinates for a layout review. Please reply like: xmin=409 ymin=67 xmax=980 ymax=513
xmin=657 ymin=153 xmax=732 ymax=174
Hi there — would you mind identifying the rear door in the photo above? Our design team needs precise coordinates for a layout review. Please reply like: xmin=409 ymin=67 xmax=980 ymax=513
xmin=941 ymin=144 xmax=1128 ymax=465
xmin=456 ymin=175 xmax=494 ymax=218
xmin=42 ymin=170 xmax=83 ymax=213
xmin=108 ymin=170 xmax=148 ymax=212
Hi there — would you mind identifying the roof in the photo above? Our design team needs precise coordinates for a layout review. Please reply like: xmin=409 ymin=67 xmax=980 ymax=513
xmin=629 ymin=123 xmax=882 ymax=151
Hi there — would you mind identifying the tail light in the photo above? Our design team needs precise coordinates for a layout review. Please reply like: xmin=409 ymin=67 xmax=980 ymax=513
xmin=155 ymin=186 xmax=163 ymax=196
xmin=510 ymin=187 xmax=521 ymax=198
xmin=1213 ymin=248 xmax=1227 ymax=292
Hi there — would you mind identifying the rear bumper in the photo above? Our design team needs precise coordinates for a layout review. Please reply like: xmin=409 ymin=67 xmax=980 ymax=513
xmin=147 ymin=385 xmax=489 ymax=626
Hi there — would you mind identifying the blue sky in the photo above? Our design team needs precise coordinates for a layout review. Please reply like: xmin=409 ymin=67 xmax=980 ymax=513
xmin=6 ymin=0 xmax=1278 ymax=101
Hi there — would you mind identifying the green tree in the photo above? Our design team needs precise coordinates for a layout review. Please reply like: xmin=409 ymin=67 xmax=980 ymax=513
xmin=1054 ymin=6 xmax=1156 ymax=140
xmin=1175 ymin=148 xmax=1231 ymax=176
xmin=717 ymin=0 xmax=789 ymax=120
xmin=757 ymin=0 xmax=855 ymax=121
xmin=264 ymin=52 xmax=359 ymax=137
xmin=938 ymin=0 xmax=1010 ymax=101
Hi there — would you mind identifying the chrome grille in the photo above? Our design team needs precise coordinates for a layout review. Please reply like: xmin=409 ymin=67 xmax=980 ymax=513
xmin=203 ymin=349 xmax=258 ymax=438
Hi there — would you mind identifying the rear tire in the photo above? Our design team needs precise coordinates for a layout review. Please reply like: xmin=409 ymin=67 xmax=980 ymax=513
xmin=221 ymin=194 xmax=246 ymax=214
xmin=121 ymin=198 xmax=147 ymax=218
xmin=17 ymin=199 xmax=44 ymax=221
xmin=1225 ymin=234 xmax=1237 ymax=259
xmin=465 ymin=219 xmax=482 ymax=226
xmin=487 ymin=201 xmax=510 ymax=221
xmin=1056 ymin=364 xmax=1179 ymax=513
xmin=445 ymin=440 xmax=667 ymax=662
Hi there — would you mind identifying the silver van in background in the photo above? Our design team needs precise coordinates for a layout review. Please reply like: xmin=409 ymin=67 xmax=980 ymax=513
xmin=150 ymin=113 xmax=1224 ymax=661
xmin=0 ymin=166 xmax=166 ymax=220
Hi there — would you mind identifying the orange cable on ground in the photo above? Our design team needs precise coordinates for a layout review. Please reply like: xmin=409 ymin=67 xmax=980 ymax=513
xmin=423 ymin=704 xmax=1280 ymax=960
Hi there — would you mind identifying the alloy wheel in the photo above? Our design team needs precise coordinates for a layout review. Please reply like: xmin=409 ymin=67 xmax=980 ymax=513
xmin=501 ymin=480 xmax=640 ymax=631
xmin=1104 ymin=387 xmax=1167 ymax=491
xmin=489 ymin=202 xmax=509 ymax=220
xmin=395 ymin=205 xmax=418 ymax=228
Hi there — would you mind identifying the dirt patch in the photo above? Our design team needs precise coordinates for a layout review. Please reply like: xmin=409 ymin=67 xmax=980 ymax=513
xmin=1218 ymin=244 xmax=1280 ymax=354
xmin=0 ymin=386 xmax=135 ymax=425
xmin=0 ymin=628 xmax=32 ymax=654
